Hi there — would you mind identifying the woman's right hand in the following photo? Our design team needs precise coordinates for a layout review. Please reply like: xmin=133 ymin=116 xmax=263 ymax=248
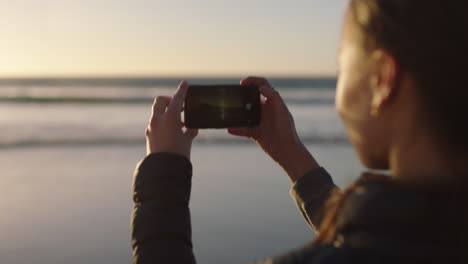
xmin=228 ymin=77 xmax=319 ymax=183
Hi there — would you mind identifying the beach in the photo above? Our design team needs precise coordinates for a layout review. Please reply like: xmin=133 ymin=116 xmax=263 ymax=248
xmin=0 ymin=143 xmax=361 ymax=264
xmin=0 ymin=78 xmax=362 ymax=263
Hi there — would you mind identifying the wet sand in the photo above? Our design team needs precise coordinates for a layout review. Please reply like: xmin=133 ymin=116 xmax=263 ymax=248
xmin=0 ymin=143 xmax=361 ymax=264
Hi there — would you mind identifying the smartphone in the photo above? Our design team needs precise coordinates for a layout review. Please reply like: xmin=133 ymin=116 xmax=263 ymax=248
xmin=184 ymin=85 xmax=261 ymax=129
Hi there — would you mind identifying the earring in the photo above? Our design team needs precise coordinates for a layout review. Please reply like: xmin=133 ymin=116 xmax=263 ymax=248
xmin=371 ymin=107 xmax=379 ymax=117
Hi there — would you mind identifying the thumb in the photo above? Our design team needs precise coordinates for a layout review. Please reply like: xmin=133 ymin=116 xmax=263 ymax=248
xmin=227 ymin=127 xmax=252 ymax=138
xmin=184 ymin=128 xmax=198 ymax=140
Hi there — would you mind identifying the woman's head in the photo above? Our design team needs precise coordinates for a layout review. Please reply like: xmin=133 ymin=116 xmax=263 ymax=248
xmin=336 ymin=0 xmax=468 ymax=170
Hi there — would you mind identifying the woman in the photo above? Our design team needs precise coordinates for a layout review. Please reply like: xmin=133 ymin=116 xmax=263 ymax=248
xmin=131 ymin=0 xmax=468 ymax=263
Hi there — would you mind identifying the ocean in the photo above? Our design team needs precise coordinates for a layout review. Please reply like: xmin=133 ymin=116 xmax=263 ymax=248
xmin=0 ymin=77 xmax=345 ymax=148
xmin=0 ymin=78 xmax=363 ymax=264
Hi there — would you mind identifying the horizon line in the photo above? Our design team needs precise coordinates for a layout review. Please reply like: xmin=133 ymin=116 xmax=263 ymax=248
xmin=0 ymin=73 xmax=337 ymax=80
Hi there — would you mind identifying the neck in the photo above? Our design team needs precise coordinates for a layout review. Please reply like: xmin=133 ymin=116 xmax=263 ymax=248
xmin=388 ymin=131 xmax=467 ymax=185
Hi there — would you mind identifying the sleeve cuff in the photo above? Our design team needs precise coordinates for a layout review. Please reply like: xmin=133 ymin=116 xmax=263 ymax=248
xmin=289 ymin=167 xmax=336 ymax=231
xmin=290 ymin=167 xmax=334 ymax=200
xmin=133 ymin=152 xmax=193 ymax=205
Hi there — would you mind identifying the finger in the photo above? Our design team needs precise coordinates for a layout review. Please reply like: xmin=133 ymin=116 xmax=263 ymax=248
xmin=152 ymin=96 xmax=171 ymax=118
xmin=240 ymin=76 xmax=270 ymax=87
xmin=168 ymin=81 xmax=189 ymax=116
xmin=240 ymin=78 xmax=250 ymax=85
xmin=184 ymin=128 xmax=198 ymax=140
xmin=227 ymin=127 xmax=252 ymax=138
xmin=241 ymin=76 xmax=268 ymax=84
xmin=259 ymin=85 xmax=286 ymax=112
xmin=259 ymin=85 xmax=281 ymax=100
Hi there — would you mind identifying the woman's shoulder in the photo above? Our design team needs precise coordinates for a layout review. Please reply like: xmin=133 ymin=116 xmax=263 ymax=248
xmin=249 ymin=245 xmax=388 ymax=264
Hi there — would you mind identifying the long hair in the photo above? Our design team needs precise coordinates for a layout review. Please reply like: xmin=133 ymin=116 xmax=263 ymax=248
xmin=313 ymin=0 xmax=468 ymax=256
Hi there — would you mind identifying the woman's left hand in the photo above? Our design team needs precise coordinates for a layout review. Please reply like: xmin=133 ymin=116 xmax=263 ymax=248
xmin=145 ymin=81 xmax=198 ymax=159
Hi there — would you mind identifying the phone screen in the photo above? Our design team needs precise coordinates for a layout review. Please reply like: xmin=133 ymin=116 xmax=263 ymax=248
xmin=185 ymin=85 xmax=261 ymax=129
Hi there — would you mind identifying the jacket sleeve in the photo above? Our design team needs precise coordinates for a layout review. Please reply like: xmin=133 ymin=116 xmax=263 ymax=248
xmin=289 ymin=167 xmax=339 ymax=232
xmin=131 ymin=152 xmax=196 ymax=264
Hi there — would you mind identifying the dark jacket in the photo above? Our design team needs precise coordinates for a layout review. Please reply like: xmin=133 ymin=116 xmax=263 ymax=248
xmin=131 ymin=153 xmax=467 ymax=264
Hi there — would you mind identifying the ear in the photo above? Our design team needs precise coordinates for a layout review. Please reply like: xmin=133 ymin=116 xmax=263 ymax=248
xmin=369 ymin=50 xmax=399 ymax=113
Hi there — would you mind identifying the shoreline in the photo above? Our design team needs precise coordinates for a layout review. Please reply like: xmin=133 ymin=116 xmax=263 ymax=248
xmin=0 ymin=138 xmax=351 ymax=150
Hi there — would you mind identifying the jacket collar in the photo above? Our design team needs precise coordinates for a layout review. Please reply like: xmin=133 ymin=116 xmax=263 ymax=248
xmin=335 ymin=173 xmax=467 ymax=255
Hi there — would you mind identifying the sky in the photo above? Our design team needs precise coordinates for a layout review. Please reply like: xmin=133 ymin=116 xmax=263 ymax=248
xmin=0 ymin=0 xmax=348 ymax=77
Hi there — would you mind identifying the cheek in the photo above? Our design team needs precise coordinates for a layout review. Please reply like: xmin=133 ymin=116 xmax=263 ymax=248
xmin=336 ymin=71 xmax=371 ymax=123
xmin=335 ymin=75 xmax=347 ymax=117
xmin=336 ymin=70 xmax=380 ymax=166
xmin=335 ymin=71 xmax=389 ymax=169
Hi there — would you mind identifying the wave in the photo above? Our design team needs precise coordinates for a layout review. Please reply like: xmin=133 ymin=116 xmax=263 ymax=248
xmin=0 ymin=84 xmax=344 ymax=149
xmin=0 ymin=96 xmax=153 ymax=104
xmin=0 ymin=96 xmax=335 ymax=105
xmin=0 ymin=135 xmax=349 ymax=149
xmin=0 ymin=77 xmax=337 ymax=88
xmin=0 ymin=79 xmax=337 ymax=105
